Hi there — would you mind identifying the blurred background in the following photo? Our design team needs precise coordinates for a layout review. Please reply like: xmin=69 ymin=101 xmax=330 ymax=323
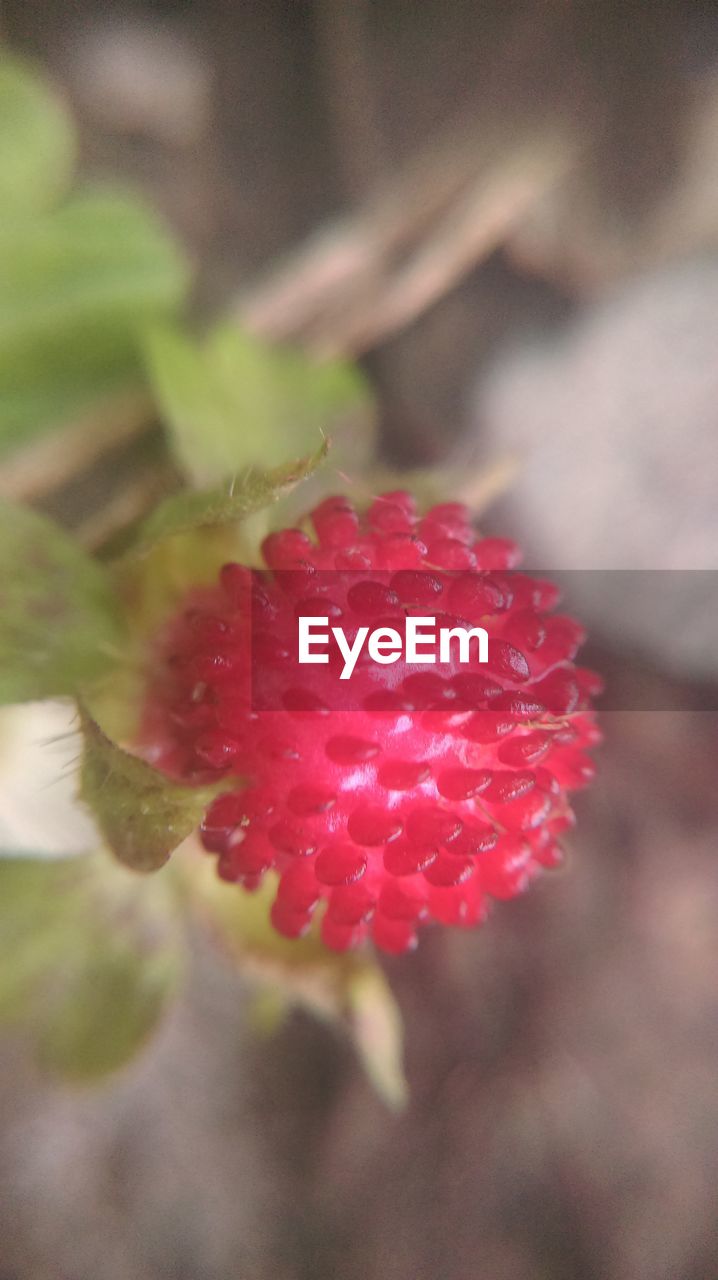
xmin=1 ymin=2 xmax=718 ymax=1277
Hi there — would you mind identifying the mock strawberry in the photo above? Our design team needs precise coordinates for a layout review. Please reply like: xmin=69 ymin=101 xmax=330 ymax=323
xmin=142 ymin=492 xmax=600 ymax=954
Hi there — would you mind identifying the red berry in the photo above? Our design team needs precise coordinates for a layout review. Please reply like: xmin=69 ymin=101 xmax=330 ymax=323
xmin=142 ymin=493 xmax=600 ymax=954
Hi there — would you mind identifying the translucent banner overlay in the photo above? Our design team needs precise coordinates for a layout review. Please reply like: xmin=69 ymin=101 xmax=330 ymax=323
xmin=245 ymin=569 xmax=718 ymax=713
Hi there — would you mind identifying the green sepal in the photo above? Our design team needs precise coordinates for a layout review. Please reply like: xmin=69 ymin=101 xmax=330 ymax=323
xmin=79 ymin=710 xmax=231 ymax=873
xmin=116 ymin=442 xmax=329 ymax=561
xmin=183 ymin=853 xmax=408 ymax=1110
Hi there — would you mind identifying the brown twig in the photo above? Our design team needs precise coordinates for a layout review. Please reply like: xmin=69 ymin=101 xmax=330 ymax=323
xmin=73 ymin=465 xmax=169 ymax=549
xmin=0 ymin=389 xmax=155 ymax=502
xmin=237 ymin=114 xmax=577 ymax=357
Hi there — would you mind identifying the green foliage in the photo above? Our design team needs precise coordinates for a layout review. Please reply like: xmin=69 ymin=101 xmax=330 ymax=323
xmin=145 ymin=321 xmax=372 ymax=485
xmin=0 ymin=55 xmax=75 ymax=214
xmin=0 ymin=53 xmax=188 ymax=452
xmin=79 ymin=711 xmax=229 ymax=873
xmin=0 ymin=500 xmax=124 ymax=704
xmin=0 ymin=54 xmax=405 ymax=1107
xmin=0 ymin=853 xmax=181 ymax=1079
xmin=0 ymin=190 xmax=189 ymax=451
xmin=119 ymin=443 xmax=329 ymax=559
xmin=0 ymin=845 xmax=407 ymax=1102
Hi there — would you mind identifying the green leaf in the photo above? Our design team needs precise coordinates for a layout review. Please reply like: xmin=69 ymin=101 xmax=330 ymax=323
xmin=0 ymin=853 xmax=181 ymax=1079
xmin=0 ymin=189 xmax=189 ymax=453
xmin=119 ymin=443 xmax=328 ymax=560
xmin=0 ymin=56 xmax=76 ymax=215
xmin=79 ymin=711 xmax=228 ymax=872
xmin=145 ymin=321 xmax=372 ymax=485
xmin=0 ymin=501 xmax=124 ymax=704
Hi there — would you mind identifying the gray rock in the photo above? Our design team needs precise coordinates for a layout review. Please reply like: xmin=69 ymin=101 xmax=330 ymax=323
xmin=471 ymin=259 xmax=718 ymax=676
